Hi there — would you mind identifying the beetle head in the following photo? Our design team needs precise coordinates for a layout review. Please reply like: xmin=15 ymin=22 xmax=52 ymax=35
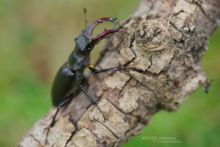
xmin=75 ymin=17 xmax=120 ymax=54
xmin=75 ymin=33 xmax=93 ymax=54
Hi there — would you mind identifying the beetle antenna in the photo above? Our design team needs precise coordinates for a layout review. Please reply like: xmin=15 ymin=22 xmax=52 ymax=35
xmin=83 ymin=7 xmax=88 ymax=27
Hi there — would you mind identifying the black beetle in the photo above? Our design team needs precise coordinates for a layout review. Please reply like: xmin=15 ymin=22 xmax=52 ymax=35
xmin=47 ymin=18 xmax=121 ymax=133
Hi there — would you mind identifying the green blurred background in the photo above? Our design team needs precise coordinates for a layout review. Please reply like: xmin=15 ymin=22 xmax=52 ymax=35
xmin=0 ymin=0 xmax=219 ymax=147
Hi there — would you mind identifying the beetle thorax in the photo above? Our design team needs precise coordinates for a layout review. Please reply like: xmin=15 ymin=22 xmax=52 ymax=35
xmin=68 ymin=49 xmax=90 ymax=71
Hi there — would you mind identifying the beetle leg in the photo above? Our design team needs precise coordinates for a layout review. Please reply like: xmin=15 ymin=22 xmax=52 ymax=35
xmin=50 ymin=95 xmax=73 ymax=127
xmin=79 ymin=84 xmax=107 ymax=120
xmin=45 ymin=94 xmax=73 ymax=144
xmin=88 ymin=64 xmax=122 ymax=74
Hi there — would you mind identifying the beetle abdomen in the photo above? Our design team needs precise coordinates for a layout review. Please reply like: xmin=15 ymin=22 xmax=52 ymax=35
xmin=51 ymin=63 xmax=79 ymax=106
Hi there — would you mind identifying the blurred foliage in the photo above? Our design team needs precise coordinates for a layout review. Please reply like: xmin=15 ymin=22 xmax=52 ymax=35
xmin=0 ymin=0 xmax=219 ymax=147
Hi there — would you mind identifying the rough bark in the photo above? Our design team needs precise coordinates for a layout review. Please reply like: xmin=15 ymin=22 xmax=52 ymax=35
xmin=19 ymin=0 xmax=220 ymax=147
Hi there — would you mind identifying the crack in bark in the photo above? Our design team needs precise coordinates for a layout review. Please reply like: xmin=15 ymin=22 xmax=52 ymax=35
xmin=104 ymin=97 xmax=143 ymax=119
xmin=96 ymin=120 xmax=119 ymax=140
xmin=106 ymin=95 xmax=150 ymax=125
xmin=64 ymin=112 xmax=89 ymax=147
xmin=129 ymin=75 xmax=159 ymax=105
xmin=119 ymin=78 xmax=131 ymax=96
xmin=128 ymin=67 xmax=163 ymax=77
xmin=64 ymin=126 xmax=78 ymax=147
xmin=191 ymin=0 xmax=216 ymax=22
xmin=169 ymin=21 xmax=188 ymax=38
xmin=124 ymin=121 xmax=144 ymax=138
xmin=84 ymin=128 xmax=101 ymax=145
xmin=148 ymin=55 xmax=153 ymax=69
xmin=174 ymin=9 xmax=185 ymax=15
xmin=29 ymin=134 xmax=43 ymax=147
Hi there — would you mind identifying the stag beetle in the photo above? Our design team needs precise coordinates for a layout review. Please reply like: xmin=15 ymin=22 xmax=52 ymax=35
xmin=47 ymin=18 xmax=121 ymax=133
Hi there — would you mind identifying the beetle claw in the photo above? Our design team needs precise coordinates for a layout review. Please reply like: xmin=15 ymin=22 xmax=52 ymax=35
xmin=84 ymin=17 xmax=120 ymax=44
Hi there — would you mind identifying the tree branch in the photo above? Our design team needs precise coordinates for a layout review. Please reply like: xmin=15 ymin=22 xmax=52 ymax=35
xmin=19 ymin=0 xmax=220 ymax=147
